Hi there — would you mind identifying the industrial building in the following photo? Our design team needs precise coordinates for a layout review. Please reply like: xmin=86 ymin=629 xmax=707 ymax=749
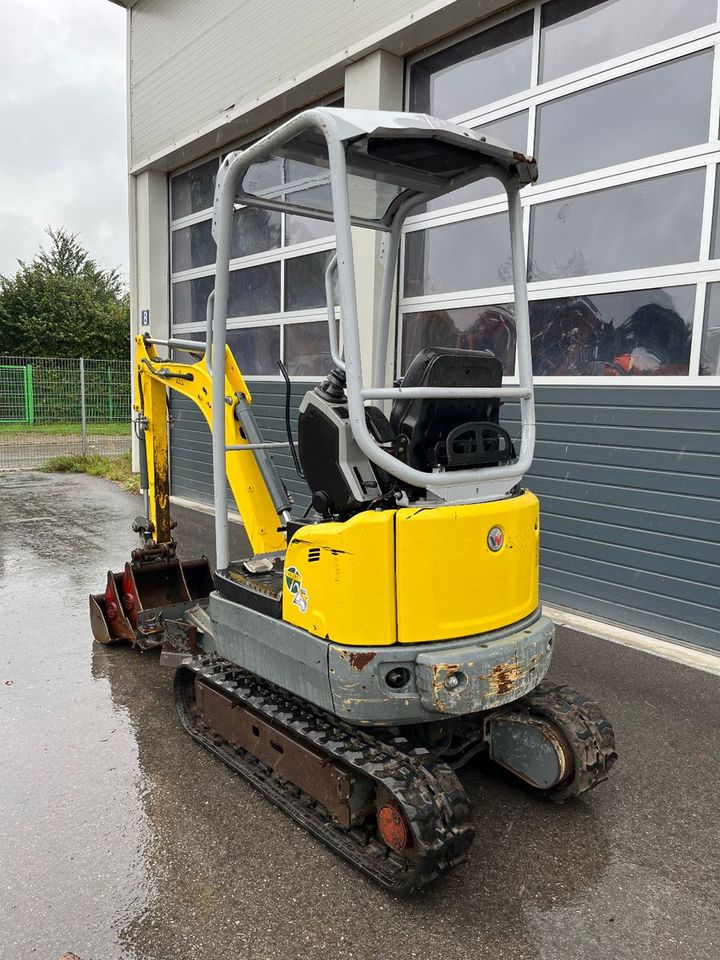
xmin=111 ymin=0 xmax=720 ymax=651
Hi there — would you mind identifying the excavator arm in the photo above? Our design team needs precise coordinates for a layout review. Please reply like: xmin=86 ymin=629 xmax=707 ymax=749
xmin=89 ymin=334 xmax=289 ymax=648
xmin=133 ymin=334 xmax=287 ymax=557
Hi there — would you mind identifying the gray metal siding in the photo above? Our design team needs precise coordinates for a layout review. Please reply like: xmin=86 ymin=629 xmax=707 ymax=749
xmin=507 ymin=386 xmax=720 ymax=651
xmin=169 ymin=384 xmax=311 ymax=512
xmin=170 ymin=384 xmax=720 ymax=651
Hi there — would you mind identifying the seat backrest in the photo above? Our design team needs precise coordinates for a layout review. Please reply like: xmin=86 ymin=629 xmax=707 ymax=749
xmin=389 ymin=347 xmax=506 ymax=472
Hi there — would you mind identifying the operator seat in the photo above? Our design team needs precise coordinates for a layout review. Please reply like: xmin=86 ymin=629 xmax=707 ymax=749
xmin=390 ymin=347 xmax=515 ymax=472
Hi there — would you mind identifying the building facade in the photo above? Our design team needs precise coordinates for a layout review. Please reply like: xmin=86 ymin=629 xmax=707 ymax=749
xmin=113 ymin=0 xmax=720 ymax=651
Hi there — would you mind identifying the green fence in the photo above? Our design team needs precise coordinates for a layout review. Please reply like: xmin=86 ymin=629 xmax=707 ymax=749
xmin=0 ymin=355 xmax=132 ymax=469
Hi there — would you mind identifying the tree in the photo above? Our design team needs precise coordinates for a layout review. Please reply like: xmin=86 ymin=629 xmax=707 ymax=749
xmin=0 ymin=228 xmax=130 ymax=360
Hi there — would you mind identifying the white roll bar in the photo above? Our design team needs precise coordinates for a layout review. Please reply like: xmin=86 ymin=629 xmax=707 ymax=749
xmin=209 ymin=108 xmax=537 ymax=569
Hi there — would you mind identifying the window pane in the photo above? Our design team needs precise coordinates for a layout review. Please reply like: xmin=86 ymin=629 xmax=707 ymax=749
xmin=227 ymin=326 xmax=280 ymax=377
xmin=528 ymin=170 xmax=704 ymax=281
xmin=536 ymin=52 xmax=714 ymax=182
xmin=172 ymin=274 xmax=215 ymax=325
xmin=284 ymin=321 xmax=333 ymax=377
xmin=425 ymin=112 xmax=528 ymax=211
xmin=228 ymin=262 xmax=281 ymax=317
xmin=711 ymin=167 xmax=720 ymax=261
xmin=242 ymin=156 xmax=284 ymax=196
xmin=402 ymin=305 xmax=516 ymax=375
xmin=404 ymin=214 xmax=512 ymax=297
xmin=540 ymin=0 xmax=716 ymax=83
xmin=284 ymin=250 xmax=336 ymax=312
xmin=285 ymin=212 xmax=334 ymax=245
xmin=409 ymin=12 xmax=533 ymax=118
xmin=171 ymin=331 xmax=206 ymax=364
xmin=171 ymin=159 xmax=218 ymax=220
xmin=701 ymin=283 xmax=720 ymax=376
xmin=529 ymin=287 xmax=695 ymax=376
xmin=231 ymin=207 xmax=281 ymax=259
xmin=172 ymin=219 xmax=215 ymax=273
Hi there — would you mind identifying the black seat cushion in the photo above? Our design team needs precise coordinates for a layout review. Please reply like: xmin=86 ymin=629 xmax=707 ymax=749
xmin=390 ymin=347 xmax=509 ymax=472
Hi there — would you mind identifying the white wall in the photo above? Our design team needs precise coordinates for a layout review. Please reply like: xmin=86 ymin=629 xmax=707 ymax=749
xmin=127 ymin=0 xmax=515 ymax=171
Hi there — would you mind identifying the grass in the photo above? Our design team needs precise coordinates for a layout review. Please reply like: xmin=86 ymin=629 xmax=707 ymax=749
xmin=0 ymin=421 xmax=131 ymax=436
xmin=40 ymin=450 xmax=140 ymax=493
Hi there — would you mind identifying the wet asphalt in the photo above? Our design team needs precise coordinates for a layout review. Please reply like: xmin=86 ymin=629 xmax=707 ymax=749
xmin=1 ymin=470 xmax=719 ymax=960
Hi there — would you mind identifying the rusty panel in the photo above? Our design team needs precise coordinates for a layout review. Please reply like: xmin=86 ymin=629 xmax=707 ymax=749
xmin=196 ymin=678 xmax=356 ymax=827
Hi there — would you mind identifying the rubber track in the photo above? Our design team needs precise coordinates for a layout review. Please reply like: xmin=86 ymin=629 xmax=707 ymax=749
xmin=174 ymin=656 xmax=475 ymax=892
xmin=519 ymin=680 xmax=618 ymax=802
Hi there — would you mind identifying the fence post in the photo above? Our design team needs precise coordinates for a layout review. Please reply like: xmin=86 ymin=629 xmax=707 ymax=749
xmin=107 ymin=363 xmax=114 ymax=420
xmin=79 ymin=357 xmax=88 ymax=455
xmin=25 ymin=364 xmax=35 ymax=425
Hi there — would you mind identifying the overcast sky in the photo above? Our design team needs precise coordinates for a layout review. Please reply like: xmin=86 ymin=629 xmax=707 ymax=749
xmin=0 ymin=0 xmax=127 ymax=280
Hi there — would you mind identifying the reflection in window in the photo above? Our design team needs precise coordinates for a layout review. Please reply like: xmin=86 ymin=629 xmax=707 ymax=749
xmin=172 ymin=220 xmax=215 ymax=272
xmin=711 ymin=167 xmax=720 ymax=261
xmin=172 ymin=274 xmax=215 ymax=325
xmin=227 ymin=326 xmax=280 ymax=377
xmin=404 ymin=214 xmax=512 ymax=298
xmin=528 ymin=170 xmax=704 ymax=281
xmin=402 ymin=305 xmax=516 ymax=375
xmin=536 ymin=52 xmax=713 ymax=183
xmin=701 ymin=284 xmax=720 ymax=376
xmin=285 ymin=212 xmax=334 ymax=245
xmin=285 ymin=250 xmax=336 ymax=312
xmin=424 ymin=111 xmax=528 ymax=212
xmin=231 ymin=207 xmax=281 ymax=259
xmin=228 ymin=262 xmax=281 ymax=317
xmin=409 ymin=12 xmax=533 ymax=118
xmin=284 ymin=322 xmax=332 ymax=377
xmin=529 ymin=287 xmax=695 ymax=376
xmin=171 ymin=159 xmax=218 ymax=219
xmin=540 ymin=0 xmax=716 ymax=83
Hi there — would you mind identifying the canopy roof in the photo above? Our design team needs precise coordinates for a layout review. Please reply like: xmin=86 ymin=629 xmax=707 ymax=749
xmin=229 ymin=107 xmax=537 ymax=228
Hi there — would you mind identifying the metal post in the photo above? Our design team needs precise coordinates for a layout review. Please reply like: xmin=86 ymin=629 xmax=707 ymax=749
xmin=79 ymin=357 xmax=88 ymax=456
xmin=107 ymin=364 xmax=114 ymax=420
xmin=25 ymin=364 xmax=35 ymax=425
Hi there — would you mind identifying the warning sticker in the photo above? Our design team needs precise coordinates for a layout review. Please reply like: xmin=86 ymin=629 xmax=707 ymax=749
xmin=284 ymin=565 xmax=309 ymax=614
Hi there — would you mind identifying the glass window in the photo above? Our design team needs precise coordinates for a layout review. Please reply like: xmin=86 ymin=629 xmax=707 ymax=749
xmin=540 ymin=0 xmax=716 ymax=83
xmin=285 ymin=212 xmax=334 ymax=246
xmin=171 ymin=159 xmax=218 ymax=220
xmin=172 ymin=274 xmax=215 ymax=325
xmin=284 ymin=250 xmax=336 ymax=312
xmin=171 ymin=331 xmax=206 ymax=364
xmin=231 ymin=207 xmax=281 ymax=259
xmin=227 ymin=326 xmax=280 ymax=377
xmin=425 ymin=111 xmax=529 ymax=212
xmin=172 ymin=220 xmax=215 ymax=273
xmin=711 ymin=167 xmax=720 ymax=261
xmin=284 ymin=322 xmax=333 ymax=377
xmin=536 ymin=52 xmax=714 ymax=182
xmin=228 ymin=262 xmax=281 ymax=318
xmin=528 ymin=170 xmax=705 ymax=281
xmin=402 ymin=305 xmax=516 ymax=375
xmin=409 ymin=12 xmax=534 ymax=118
xmin=700 ymin=283 xmax=720 ymax=376
xmin=529 ymin=286 xmax=695 ymax=376
xmin=404 ymin=214 xmax=512 ymax=298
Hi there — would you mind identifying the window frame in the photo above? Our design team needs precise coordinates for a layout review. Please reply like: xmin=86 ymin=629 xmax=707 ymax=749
xmin=168 ymin=95 xmax=342 ymax=382
xmin=401 ymin=0 xmax=720 ymax=385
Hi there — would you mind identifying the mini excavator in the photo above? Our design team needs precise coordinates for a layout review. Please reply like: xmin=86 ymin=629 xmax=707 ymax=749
xmin=90 ymin=108 xmax=616 ymax=891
